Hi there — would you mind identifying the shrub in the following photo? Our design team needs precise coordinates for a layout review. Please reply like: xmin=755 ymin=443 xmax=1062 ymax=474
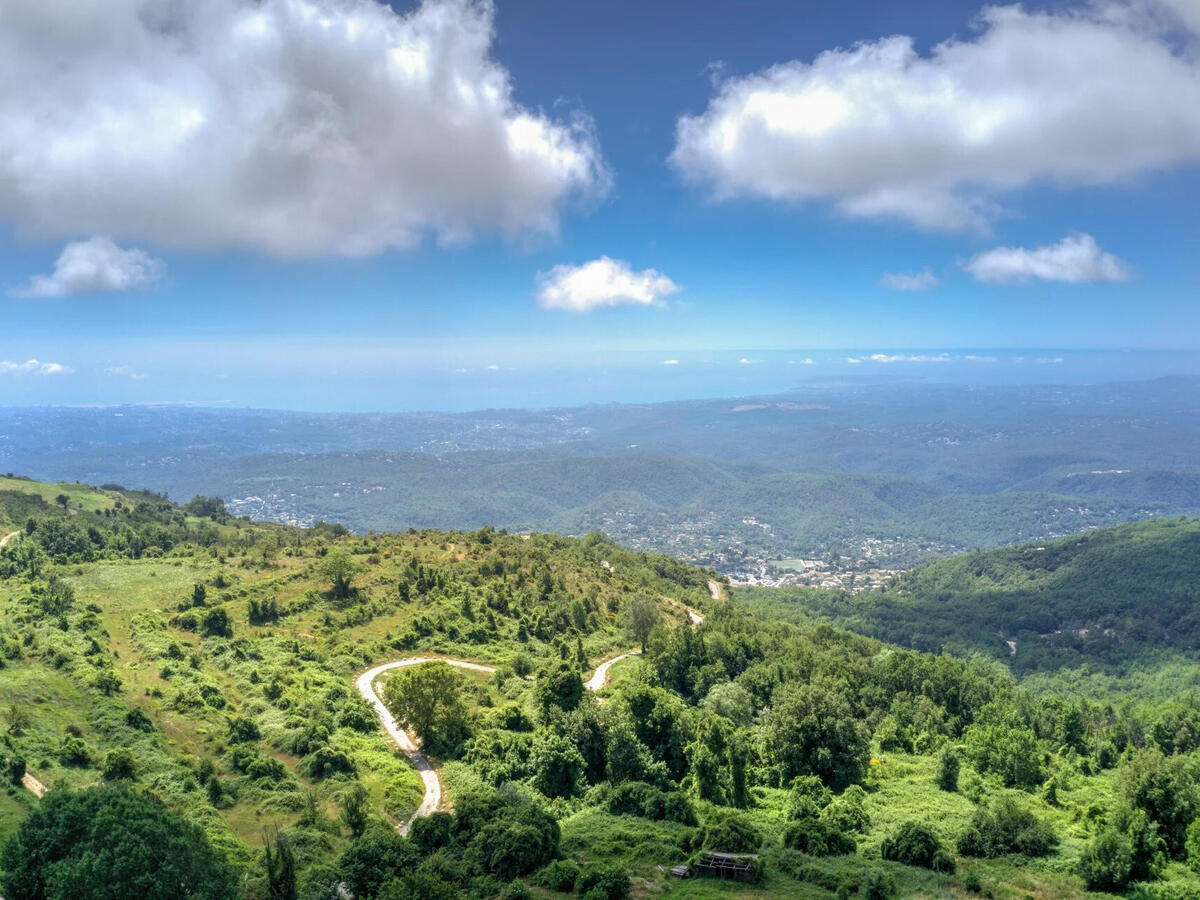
xmin=963 ymin=869 xmax=983 ymax=893
xmin=101 ymin=748 xmax=137 ymax=781
xmin=536 ymin=859 xmax=580 ymax=892
xmin=501 ymin=880 xmax=531 ymax=900
xmin=937 ymin=747 xmax=960 ymax=792
xmin=697 ymin=810 xmax=762 ymax=853
xmin=957 ymin=797 xmax=1058 ymax=858
xmin=1078 ymin=827 xmax=1134 ymax=892
xmin=299 ymin=745 xmax=355 ymax=780
xmin=575 ymin=865 xmax=631 ymax=900
xmin=782 ymin=819 xmax=856 ymax=856
xmin=862 ymin=869 xmax=894 ymax=900
xmin=881 ymin=822 xmax=955 ymax=872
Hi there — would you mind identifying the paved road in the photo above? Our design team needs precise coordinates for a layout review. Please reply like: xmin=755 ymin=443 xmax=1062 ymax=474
xmin=358 ymin=603 xmax=702 ymax=834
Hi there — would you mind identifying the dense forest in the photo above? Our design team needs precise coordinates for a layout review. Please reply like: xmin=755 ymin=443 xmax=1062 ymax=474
xmin=5 ymin=479 xmax=1200 ymax=898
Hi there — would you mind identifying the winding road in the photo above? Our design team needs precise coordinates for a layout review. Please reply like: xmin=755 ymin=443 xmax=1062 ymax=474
xmin=357 ymin=602 xmax=706 ymax=835
xmin=0 ymin=530 xmax=20 ymax=549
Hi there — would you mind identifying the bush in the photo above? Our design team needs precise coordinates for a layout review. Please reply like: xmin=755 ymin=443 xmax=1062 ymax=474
xmin=575 ymin=865 xmax=630 ymax=900
xmin=957 ymin=797 xmax=1058 ymax=858
xmin=881 ymin=822 xmax=955 ymax=872
xmin=782 ymin=819 xmax=856 ymax=856
xmin=963 ymin=869 xmax=983 ymax=893
xmin=101 ymin=748 xmax=136 ymax=781
xmin=536 ymin=859 xmax=580 ymax=892
xmin=697 ymin=810 xmax=762 ymax=853
xmin=862 ymin=869 xmax=894 ymax=900
xmin=0 ymin=785 xmax=237 ymax=899
xmin=1078 ymin=827 xmax=1134 ymax=892
xmin=501 ymin=880 xmax=531 ymax=900
xmin=937 ymin=747 xmax=960 ymax=792
xmin=299 ymin=745 xmax=355 ymax=780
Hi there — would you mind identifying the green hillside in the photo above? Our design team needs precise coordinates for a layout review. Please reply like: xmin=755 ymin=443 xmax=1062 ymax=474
xmin=5 ymin=478 xmax=1200 ymax=899
xmin=741 ymin=516 xmax=1200 ymax=676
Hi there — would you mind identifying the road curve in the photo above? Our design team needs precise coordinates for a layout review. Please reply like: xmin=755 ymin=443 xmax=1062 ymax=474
xmin=355 ymin=657 xmax=497 ymax=833
xmin=0 ymin=530 xmax=21 ymax=549
xmin=357 ymin=604 xmax=703 ymax=835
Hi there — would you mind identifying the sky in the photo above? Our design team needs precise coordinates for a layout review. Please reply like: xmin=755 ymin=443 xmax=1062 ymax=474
xmin=1 ymin=0 xmax=1199 ymax=410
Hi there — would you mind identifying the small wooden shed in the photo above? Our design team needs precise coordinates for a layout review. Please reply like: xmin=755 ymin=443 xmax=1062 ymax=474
xmin=694 ymin=851 xmax=759 ymax=882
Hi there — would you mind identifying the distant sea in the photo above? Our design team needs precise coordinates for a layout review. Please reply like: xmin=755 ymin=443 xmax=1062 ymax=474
xmin=6 ymin=348 xmax=1199 ymax=412
xmin=263 ymin=348 xmax=1200 ymax=412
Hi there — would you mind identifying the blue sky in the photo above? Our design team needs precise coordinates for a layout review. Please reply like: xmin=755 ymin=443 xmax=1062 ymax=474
xmin=1 ymin=0 xmax=1198 ymax=409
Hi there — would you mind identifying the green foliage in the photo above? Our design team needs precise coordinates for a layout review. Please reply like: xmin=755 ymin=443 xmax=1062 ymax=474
xmin=760 ymin=679 xmax=869 ymax=790
xmin=696 ymin=810 xmax=762 ymax=853
xmin=341 ymin=782 xmax=370 ymax=838
xmin=382 ymin=661 xmax=471 ymax=757
xmin=1120 ymin=747 xmax=1198 ymax=858
xmin=1079 ymin=827 xmax=1135 ymax=892
xmin=881 ymin=821 xmax=955 ymax=872
xmin=263 ymin=827 xmax=298 ymax=900
xmin=0 ymin=785 xmax=237 ymax=899
xmin=936 ymin=746 xmax=960 ymax=792
xmin=535 ymin=859 xmax=580 ymax=892
xmin=574 ymin=865 xmax=631 ymax=900
xmin=957 ymin=797 xmax=1058 ymax=858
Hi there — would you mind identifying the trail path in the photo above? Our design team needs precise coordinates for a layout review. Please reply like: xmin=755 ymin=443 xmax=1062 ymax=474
xmin=0 ymin=530 xmax=20 ymax=548
xmin=357 ymin=602 xmax=705 ymax=835
xmin=21 ymin=772 xmax=46 ymax=798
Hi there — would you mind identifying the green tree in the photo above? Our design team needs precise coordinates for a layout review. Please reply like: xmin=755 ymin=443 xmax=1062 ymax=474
xmin=341 ymin=782 xmax=370 ymax=838
xmin=382 ymin=661 xmax=471 ymax=757
xmin=1119 ymin=747 xmax=1197 ymax=858
xmin=316 ymin=548 xmax=363 ymax=601
xmin=531 ymin=732 xmax=585 ymax=799
xmin=759 ymin=679 xmax=868 ymax=791
xmin=881 ymin=822 xmax=955 ymax=872
xmin=1078 ymin=828 xmax=1134 ymax=892
xmin=936 ymin=746 xmax=960 ymax=792
xmin=537 ymin=661 xmax=584 ymax=717
xmin=625 ymin=595 xmax=661 ymax=653
xmin=0 ymin=785 xmax=236 ymax=899
xmin=263 ymin=826 xmax=297 ymax=900
xmin=101 ymin=748 xmax=136 ymax=781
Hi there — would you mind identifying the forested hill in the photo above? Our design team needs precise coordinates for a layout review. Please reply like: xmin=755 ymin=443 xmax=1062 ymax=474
xmin=743 ymin=516 xmax=1200 ymax=673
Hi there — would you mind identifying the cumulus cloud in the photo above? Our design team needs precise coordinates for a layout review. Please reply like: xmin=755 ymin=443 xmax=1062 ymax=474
xmin=671 ymin=4 xmax=1200 ymax=230
xmin=788 ymin=358 xmax=816 ymax=365
xmin=965 ymin=233 xmax=1129 ymax=284
xmin=879 ymin=268 xmax=940 ymax=291
xmin=0 ymin=359 xmax=74 ymax=375
xmin=0 ymin=0 xmax=606 ymax=257
xmin=662 ymin=359 xmax=680 ymax=365
xmin=536 ymin=256 xmax=680 ymax=312
xmin=14 ymin=237 xmax=163 ymax=297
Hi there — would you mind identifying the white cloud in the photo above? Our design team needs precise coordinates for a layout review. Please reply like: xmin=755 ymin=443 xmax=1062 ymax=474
xmin=104 ymin=365 xmax=148 ymax=380
xmin=536 ymin=256 xmax=680 ymax=312
xmin=662 ymin=359 xmax=680 ymax=365
xmin=879 ymin=268 xmax=940 ymax=291
xmin=14 ymin=237 xmax=163 ymax=297
xmin=788 ymin=357 xmax=816 ymax=365
xmin=868 ymin=353 xmax=952 ymax=363
xmin=738 ymin=357 xmax=762 ymax=365
xmin=0 ymin=0 xmax=606 ymax=257
xmin=965 ymin=233 xmax=1129 ymax=284
xmin=671 ymin=4 xmax=1200 ymax=230
xmin=0 ymin=359 xmax=74 ymax=376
